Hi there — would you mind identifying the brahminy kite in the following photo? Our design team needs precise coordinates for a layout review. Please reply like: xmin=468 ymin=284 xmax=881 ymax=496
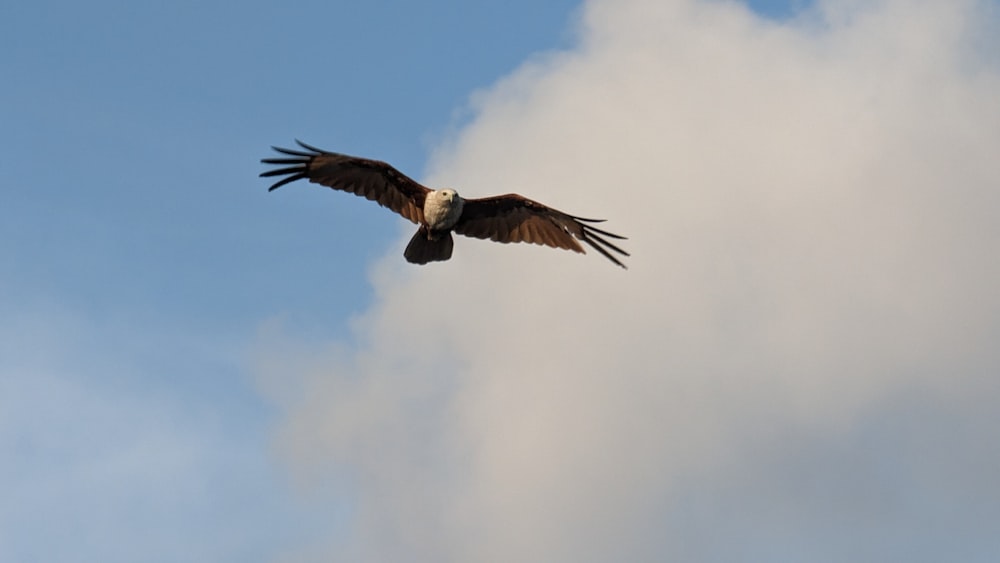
xmin=260 ymin=141 xmax=629 ymax=268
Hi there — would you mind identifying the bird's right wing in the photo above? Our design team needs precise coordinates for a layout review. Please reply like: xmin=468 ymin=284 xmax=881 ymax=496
xmin=260 ymin=140 xmax=431 ymax=224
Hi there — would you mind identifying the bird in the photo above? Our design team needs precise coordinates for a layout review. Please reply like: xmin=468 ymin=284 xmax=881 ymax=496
xmin=260 ymin=140 xmax=629 ymax=268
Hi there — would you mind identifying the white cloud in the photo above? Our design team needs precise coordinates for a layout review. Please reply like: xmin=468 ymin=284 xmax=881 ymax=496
xmin=255 ymin=1 xmax=1000 ymax=561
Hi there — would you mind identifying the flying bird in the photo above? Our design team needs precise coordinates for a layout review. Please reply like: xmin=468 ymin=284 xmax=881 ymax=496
xmin=260 ymin=141 xmax=629 ymax=268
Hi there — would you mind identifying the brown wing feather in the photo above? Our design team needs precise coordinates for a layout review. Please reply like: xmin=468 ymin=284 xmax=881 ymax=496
xmin=260 ymin=140 xmax=430 ymax=224
xmin=453 ymin=194 xmax=630 ymax=268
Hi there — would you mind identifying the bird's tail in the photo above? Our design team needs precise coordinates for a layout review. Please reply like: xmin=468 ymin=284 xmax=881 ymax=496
xmin=404 ymin=226 xmax=454 ymax=264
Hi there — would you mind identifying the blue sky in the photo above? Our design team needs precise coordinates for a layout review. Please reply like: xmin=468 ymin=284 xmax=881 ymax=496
xmin=2 ymin=1 xmax=614 ymax=559
xmin=5 ymin=2 xmax=579 ymax=559
xmin=5 ymin=0 xmax=1000 ymax=561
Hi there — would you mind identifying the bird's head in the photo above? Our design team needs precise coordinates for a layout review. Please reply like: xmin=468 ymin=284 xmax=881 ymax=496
xmin=438 ymin=188 xmax=459 ymax=202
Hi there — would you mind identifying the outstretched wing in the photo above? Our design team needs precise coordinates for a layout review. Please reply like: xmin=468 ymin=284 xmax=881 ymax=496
xmin=453 ymin=194 xmax=629 ymax=268
xmin=260 ymin=140 xmax=430 ymax=224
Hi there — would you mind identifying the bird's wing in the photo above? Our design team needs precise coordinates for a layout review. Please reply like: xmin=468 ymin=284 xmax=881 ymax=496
xmin=453 ymin=194 xmax=629 ymax=268
xmin=260 ymin=140 xmax=430 ymax=224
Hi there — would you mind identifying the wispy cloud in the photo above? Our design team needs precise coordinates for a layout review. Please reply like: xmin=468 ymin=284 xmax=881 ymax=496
xmin=255 ymin=1 xmax=1000 ymax=560
xmin=0 ymin=305 xmax=326 ymax=563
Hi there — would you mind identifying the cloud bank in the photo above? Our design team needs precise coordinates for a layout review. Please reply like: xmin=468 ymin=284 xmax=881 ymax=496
xmin=255 ymin=0 xmax=1000 ymax=561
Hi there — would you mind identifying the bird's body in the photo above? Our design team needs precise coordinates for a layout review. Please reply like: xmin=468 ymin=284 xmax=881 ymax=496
xmin=260 ymin=141 xmax=629 ymax=268
xmin=402 ymin=188 xmax=465 ymax=264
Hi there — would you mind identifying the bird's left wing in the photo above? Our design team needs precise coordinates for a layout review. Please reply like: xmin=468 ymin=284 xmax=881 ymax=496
xmin=260 ymin=140 xmax=430 ymax=224
xmin=453 ymin=194 xmax=629 ymax=268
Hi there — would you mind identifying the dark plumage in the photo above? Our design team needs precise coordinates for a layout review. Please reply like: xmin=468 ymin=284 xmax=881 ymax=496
xmin=261 ymin=140 xmax=629 ymax=268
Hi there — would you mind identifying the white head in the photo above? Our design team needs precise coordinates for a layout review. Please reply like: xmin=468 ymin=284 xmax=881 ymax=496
xmin=424 ymin=188 xmax=465 ymax=230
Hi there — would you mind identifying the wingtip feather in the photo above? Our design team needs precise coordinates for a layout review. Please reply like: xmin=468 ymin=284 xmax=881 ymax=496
xmin=261 ymin=141 xmax=321 ymax=190
xmin=579 ymin=224 xmax=630 ymax=268
xmin=266 ymin=172 xmax=307 ymax=191
xmin=295 ymin=139 xmax=327 ymax=154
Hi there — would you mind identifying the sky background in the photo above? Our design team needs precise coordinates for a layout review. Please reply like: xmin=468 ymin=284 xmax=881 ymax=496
xmin=3 ymin=0 xmax=1000 ymax=561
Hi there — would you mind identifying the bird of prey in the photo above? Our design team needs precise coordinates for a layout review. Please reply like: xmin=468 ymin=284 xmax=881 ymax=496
xmin=260 ymin=141 xmax=629 ymax=268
